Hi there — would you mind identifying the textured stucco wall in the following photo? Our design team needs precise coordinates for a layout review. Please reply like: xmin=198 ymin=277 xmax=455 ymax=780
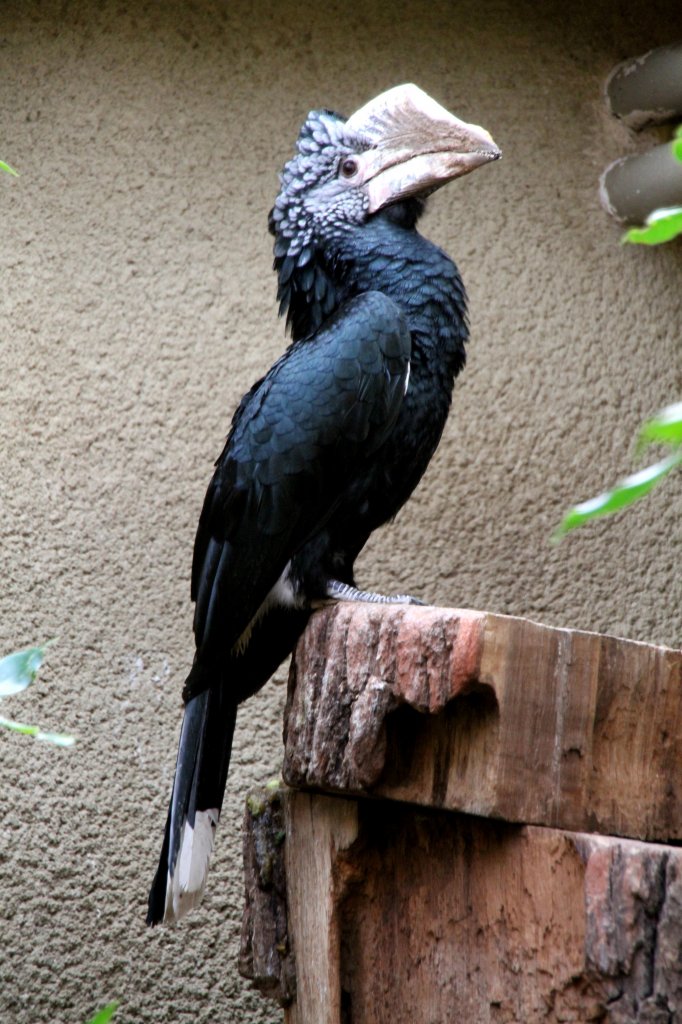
xmin=0 ymin=1 xmax=680 ymax=1022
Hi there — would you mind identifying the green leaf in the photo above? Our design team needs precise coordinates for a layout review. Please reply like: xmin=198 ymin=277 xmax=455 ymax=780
xmin=0 ymin=714 xmax=75 ymax=747
xmin=0 ymin=160 xmax=19 ymax=176
xmin=623 ymin=207 xmax=682 ymax=246
xmin=0 ymin=642 xmax=54 ymax=698
xmin=552 ymin=451 xmax=682 ymax=540
xmin=85 ymin=1003 xmax=118 ymax=1024
xmin=636 ymin=401 xmax=682 ymax=452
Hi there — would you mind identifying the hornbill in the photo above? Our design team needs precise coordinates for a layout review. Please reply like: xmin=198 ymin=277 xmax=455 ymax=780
xmin=147 ymin=84 xmax=499 ymax=925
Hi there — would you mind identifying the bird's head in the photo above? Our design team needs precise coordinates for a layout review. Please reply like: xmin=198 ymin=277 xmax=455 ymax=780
xmin=269 ymin=83 xmax=500 ymax=258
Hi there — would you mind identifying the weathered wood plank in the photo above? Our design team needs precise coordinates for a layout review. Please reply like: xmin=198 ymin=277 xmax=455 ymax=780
xmin=283 ymin=604 xmax=682 ymax=840
xmin=283 ymin=793 xmax=359 ymax=1024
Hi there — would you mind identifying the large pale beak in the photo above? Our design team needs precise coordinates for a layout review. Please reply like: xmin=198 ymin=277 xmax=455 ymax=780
xmin=345 ymin=83 xmax=500 ymax=214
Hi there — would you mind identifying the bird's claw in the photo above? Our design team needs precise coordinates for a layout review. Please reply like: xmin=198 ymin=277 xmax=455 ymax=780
xmin=324 ymin=580 xmax=426 ymax=606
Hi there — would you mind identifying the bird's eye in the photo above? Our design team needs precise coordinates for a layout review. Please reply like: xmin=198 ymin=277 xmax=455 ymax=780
xmin=340 ymin=157 xmax=359 ymax=179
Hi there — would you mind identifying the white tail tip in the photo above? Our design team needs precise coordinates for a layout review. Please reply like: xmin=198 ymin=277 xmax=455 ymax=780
xmin=164 ymin=808 xmax=220 ymax=923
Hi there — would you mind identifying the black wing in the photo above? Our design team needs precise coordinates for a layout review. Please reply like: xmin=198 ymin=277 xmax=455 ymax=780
xmin=189 ymin=289 xmax=411 ymax=677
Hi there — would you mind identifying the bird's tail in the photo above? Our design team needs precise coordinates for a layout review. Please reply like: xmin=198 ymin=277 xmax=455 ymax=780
xmin=146 ymin=678 xmax=237 ymax=925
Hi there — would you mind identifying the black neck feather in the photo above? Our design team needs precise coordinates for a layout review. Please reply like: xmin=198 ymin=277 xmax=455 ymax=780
xmin=272 ymin=204 xmax=468 ymax=380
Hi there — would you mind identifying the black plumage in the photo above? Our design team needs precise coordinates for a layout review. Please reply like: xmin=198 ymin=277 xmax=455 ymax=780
xmin=147 ymin=85 xmax=499 ymax=925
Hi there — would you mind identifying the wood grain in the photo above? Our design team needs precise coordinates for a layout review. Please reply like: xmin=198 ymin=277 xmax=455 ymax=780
xmin=284 ymin=604 xmax=682 ymax=840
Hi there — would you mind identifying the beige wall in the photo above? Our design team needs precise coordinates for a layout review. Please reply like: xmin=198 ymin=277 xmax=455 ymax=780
xmin=1 ymin=1 xmax=680 ymax=1021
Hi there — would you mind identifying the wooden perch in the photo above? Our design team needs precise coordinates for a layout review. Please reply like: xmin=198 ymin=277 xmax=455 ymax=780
xmin=283 ymin=604 xmax=682 ymax=841
xmin=240 ymin=604 xmax=682 ymax=1022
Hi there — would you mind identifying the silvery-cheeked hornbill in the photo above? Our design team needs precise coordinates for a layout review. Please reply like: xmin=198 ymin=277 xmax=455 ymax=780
xmin=147 ymin=84 xmax=499 ymax=925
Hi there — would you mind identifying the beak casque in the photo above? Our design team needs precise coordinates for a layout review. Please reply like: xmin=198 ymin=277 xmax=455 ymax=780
xmin=345 ymin=83 xmax=500 ymax=213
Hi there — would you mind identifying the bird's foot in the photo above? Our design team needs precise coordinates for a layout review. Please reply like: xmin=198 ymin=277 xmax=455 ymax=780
xmin=320 ymin=579 xmax=425 ymax=606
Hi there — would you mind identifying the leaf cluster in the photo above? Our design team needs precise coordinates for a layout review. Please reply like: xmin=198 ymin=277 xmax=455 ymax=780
xmin=0 ymin=642 xmax=75 ymax=746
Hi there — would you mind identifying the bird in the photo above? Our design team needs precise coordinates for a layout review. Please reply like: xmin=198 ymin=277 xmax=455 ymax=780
xmin=147 ymin=83 xmax=499 ymax=926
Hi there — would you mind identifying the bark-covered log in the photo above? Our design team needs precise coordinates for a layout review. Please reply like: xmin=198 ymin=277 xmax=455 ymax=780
xmin=579 ymin=833 xmax=682 ymax=1022
xmin=283 ymin=604 xmax=682 ymax=842
xmin=238 ymin=783 xmax=296 ymax=1007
